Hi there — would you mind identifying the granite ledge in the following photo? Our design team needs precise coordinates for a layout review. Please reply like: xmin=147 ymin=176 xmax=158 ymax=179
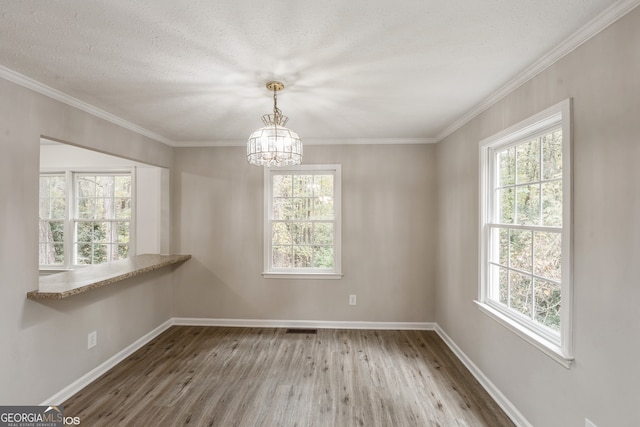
xmin=27 ymin=254 xmax=191 ymax=300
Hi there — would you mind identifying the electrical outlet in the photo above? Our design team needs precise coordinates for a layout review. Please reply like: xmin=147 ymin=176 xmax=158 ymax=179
xmin=349 ymin=294 xmax=357 ymax=306
xmin=88 ymin=331 xmax=97 ymax=349
xmin=585 ymin=419 xmax=597 ymax=427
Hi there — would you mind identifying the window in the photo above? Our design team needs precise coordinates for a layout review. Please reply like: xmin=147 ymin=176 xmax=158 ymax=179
xmin=39 ymin=174 xmax=66 ymax=266
xmin=263 ymin=164 xmax=342 ymax=279
xmin=39 ymin=171 xmax=134 ymax=269
xmin=479 ymin=99 xmax=572 ymax=366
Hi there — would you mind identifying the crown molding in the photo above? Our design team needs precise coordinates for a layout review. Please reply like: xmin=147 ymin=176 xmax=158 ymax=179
xmin=0 ymin=65 xmax=175 ymax=146
xmin=3 ymin=0 xmax=638 ymax=149
xmin=435 ymin=0 xmax=640 ymax=142
xmin=174 ymin=137 xmax=436 ymax=148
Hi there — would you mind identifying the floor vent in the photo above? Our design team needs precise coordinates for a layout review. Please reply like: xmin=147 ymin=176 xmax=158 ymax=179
xmin=285 ymin=328 xmax=318 ymax=334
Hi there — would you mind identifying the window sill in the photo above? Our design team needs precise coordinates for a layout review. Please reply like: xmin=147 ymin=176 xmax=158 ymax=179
xmin=262 ymin=272 xmax=343 ymax=280
xmin=474 ymin=300 xmax=574 ymax=369
xmin=28 ymin=254 xmax=191 ymax=300
xmin=39 ymin=268 xmax=74 ymax=276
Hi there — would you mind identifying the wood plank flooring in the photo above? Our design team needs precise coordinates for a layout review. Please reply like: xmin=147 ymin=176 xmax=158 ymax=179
xmin=63 ymin=327 xmax=515 ymax=427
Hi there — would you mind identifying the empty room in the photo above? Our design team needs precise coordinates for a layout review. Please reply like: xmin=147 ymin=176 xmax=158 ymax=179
xmin=1 ymin=1 xmax=639 ymax=426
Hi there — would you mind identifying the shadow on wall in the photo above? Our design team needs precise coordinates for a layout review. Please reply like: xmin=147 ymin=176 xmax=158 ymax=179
xmin=21 ymin=268 xmax=170 ymax=330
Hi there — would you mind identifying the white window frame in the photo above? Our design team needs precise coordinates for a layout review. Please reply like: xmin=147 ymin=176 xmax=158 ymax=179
xmin=263 ymin=164 xmax=342 ymax=279
xmin=478 ymin=99 xmax=573 ymax=367
xmin=39 ymin=168 xmax=136 ymax=271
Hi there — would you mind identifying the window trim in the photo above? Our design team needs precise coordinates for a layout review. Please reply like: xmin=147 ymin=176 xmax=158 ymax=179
xmin=39 ymin=168 xmax=136 ymax=270
xmin=478 ymin=99 xmax=573 ymax=367
xmin=262 ymin=164 xmax=343 ymax=280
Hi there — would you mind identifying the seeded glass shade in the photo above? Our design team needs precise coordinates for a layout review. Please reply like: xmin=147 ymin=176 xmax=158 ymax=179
xmin=247 ymin=113 xmax=303 ymax=167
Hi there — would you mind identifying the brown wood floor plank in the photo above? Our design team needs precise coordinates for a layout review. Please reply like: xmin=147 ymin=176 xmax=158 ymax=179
xmin=63 ymin=326 xmax=515 ymax=427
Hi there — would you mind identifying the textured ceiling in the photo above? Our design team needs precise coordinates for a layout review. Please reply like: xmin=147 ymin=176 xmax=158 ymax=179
xmin=0 ymin=0 xmax=624 ymax=145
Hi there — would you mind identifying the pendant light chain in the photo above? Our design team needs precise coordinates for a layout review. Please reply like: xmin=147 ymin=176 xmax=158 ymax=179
xmin=273 ymin=87 xmax=282 ymax=126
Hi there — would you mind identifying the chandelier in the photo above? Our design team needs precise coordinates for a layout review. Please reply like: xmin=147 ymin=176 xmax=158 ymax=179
xmin=247 ymin=81 xmax=302 ymax=167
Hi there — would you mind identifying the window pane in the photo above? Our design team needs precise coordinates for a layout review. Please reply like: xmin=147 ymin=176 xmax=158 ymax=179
xmin=293 ymin=175 xmax=313 ymax=197
xmin=94 ymin=223 xmax=108 ymax=243
xmin=93 ymin=244 xmax=108 ymax=263
xmin=76 ymin=242 xmax=93 ymax=265
xmin=313 ymin=246 xmax=334 ymax=268
xmin=314 ymin=175 xmax=333 ymax=197
xmin=313 ymin=197 xmax=334 ymax=220
xmin=76 ymin=222 xmax=93 ymax=243
xmin=273 ymin=175 xmax=293 ymax=197
xmin=293 ymin=245 xmax=312 ymax=267
xmin=76 ymin=222 xmax=107 ymax=243
xmin=115 ymin=198 xmax=132 ymax=219
xmin=101 ymin=197 xmax=115 ymax=219
xmin=291 ymin=222 xmax=312 ymax=245
xmin=534 ymin=279 xmax=561 ymax=331
xmin=39 ymin=198 xmax=50 ymax=219
xmin=490 ymin=264 xmax=508 ymax=304
xmin=115 ymin=175 xmax=131 ymax=197
xmin=39 ymin=243 xmax=53 ymax=265
xmin=53 ymin=243 xmax=64 ymax=263
xmin=516 ymin=184 xmax=540 ymax=225
xmin=96 ymin=176 xmax=114 ymax=197
xmin=39 ymin=239 xmax=64 ymax=266
xmin=509 ymin=229 xmax=532 ymax=272
xmin=51 ymin=197 xmax=66 ymax=219
xmin=497 ymin=188 xmax=514 ymax=223
xmin=542 ymin=130 xmax=562 ymax=180
xmin=499 ymin=228 xmax=509 ymax=266
xmin=104 ymin=244 xmax=123 ymax=262
xmin=510 ymin=271 xmax=532 ymax=318
xmin=542 ymin=181 xmax=562 ymax=226
xmin=40 ymin=176 xmax=66 ymax=198
xmin=50 ymin=221 xmax=64 ymax=243
xmin=39 ymin=176 xmax=66 ymax=220
xmin=273 ymin=198 xmax=292 ymax=220
xmin=293 ymin=198 xmax=312 ymax=219
xmin=272 ymin=222 xmax=291 ymax=245
xmin=313 ymin=223 xmax=334 ymax=245
xmin=78 ymin=178 xmax=96 ymax=197
xmin=489 ymin=227 xmax=508 ymax=265
xmin=533 ymin=231 xmax=562 ymax=281
xmin=39 ymin=177 xmax=48 ymax=198
xmin=77 ymin=198 xmax=96 ymax=219
xmin=497 ymin=147 xmax=515 ymax=186
xmin=516 ymin=138 xmax=540 ymax=184
xmin=118 ymin=244 xmax=129 ymax=259
xmin=273 ymin=246 xmax=292 ymax=268
xmin=117 ymin=222 xmax=130 ymax=244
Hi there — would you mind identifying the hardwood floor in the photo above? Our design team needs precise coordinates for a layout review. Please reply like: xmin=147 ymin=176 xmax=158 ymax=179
xmin=63 ymin=327 xmax=515 ymax=427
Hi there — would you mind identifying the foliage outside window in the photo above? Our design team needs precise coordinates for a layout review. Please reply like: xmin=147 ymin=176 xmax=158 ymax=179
xmin=264 ymin=165 xmax=342 ymax=279
xmin=479 ymin=100 xmax=572 ymax=365
xmin=39 ymin=171 xmax=133 ymax=268
xmin=39 ymin=174 xmax=66 ymax=265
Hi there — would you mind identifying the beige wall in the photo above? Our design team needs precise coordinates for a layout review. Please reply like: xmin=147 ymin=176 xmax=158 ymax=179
xmin=3 ymin=7 xmax=639 ymax=424
xmin=0 ymin=78 xmax=175 ymax=404
xmin=172 ymin=144 xmax=437 ymax=322
xmin=435 ymin=7 xmax=640 ymax=427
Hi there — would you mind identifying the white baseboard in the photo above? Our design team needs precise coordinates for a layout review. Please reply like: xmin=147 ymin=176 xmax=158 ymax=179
xmin=434 ymin=324 xmax=532 ymax=427
xmin=172 ymin=317 xmax=436 ymax=331
xmin=39 ymin=319 xmax=174 ymax=406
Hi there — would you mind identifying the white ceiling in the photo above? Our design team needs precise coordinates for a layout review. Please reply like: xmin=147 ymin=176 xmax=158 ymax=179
xmin=0 ymin=0 xmax=632 ymax=146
